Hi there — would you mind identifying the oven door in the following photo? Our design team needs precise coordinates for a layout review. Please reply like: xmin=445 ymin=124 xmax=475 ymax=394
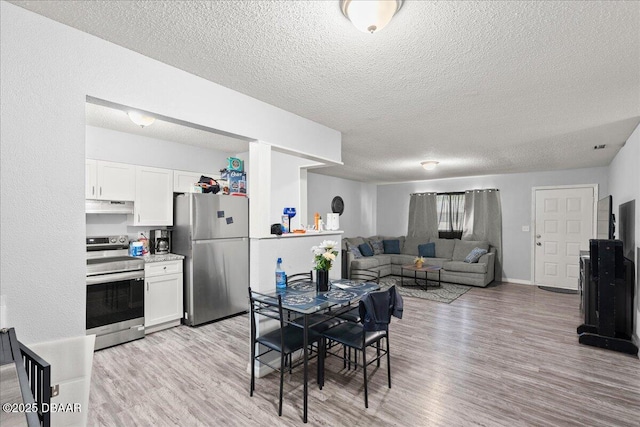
xmin=86 ymin=271 xmax=144 ymax=331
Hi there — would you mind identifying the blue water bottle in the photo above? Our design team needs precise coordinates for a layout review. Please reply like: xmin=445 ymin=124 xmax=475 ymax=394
xmin=276 ymin=258 xmax=287 ymax=289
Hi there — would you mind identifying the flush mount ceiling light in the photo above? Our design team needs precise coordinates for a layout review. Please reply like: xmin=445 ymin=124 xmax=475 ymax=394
xmin=421 ymin=161 xmax=439 ymax=170
xmin=340 ymin=0 xmax=404 ymax=34
xmin=127 ymin=111 xmax=156 ymax=128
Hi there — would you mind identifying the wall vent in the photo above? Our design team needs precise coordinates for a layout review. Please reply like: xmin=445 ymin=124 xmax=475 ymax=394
xmin=593 ymin=144 xmax=606 ymax=150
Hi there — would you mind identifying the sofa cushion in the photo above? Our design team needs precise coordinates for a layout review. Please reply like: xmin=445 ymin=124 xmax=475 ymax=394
xmin=345 ymin=237 xmax=366 ymax=249
xmin=349 ymin=245 xmax=363 ymax=259
xmin=402 ymin=236 xmax=429 ymax=255
xmin=452 ymin=240 xmax=489 ymax=261
xmin=380 ymin=235 xmax=405 ymax=248
xmin=359 ymin=243 xmax=374 ymax=257
xmin=418 ymin=242 xmax=436 ymax=258
xmin=382 ymin=239 xmax=401 ymax=254
xmin=431 ymin=238 xmax=456 ymax=259
xmin=443 ymin=261 xmax=488 ymax=274
xmin=351 ymin=257 xmax=379 ymax=270
xmin=464 ymin=247 xmax=488 ymax=263
xmin=391 ymin=254 xmax=416 ymax=265
xmin=423 ymin=257 xmax=449 ymax=268
xmin=374 ymin=254 xmax=392 ymax=266
xmin=369 ymin=239 xmax=384 ymax=255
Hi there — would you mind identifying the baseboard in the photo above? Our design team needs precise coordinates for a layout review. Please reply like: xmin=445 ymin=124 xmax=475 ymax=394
xmin=500 ymin=278 xmax=533 ymax=285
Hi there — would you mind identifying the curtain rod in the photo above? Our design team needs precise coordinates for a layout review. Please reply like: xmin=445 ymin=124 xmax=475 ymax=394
xmin=410 ymin=189 xmax=499 ymax=196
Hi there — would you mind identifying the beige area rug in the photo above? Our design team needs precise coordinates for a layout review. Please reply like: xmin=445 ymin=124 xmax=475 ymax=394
xmin=379 ymin=276 xmax=472 ymax=304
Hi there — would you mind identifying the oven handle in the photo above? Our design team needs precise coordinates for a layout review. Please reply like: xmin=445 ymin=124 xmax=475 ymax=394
xmin=87 ymin=271 xmax=144 ymax=286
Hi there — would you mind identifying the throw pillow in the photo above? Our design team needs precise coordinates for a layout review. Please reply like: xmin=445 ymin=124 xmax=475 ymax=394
xmin=369 ymin=240 xmax=384 ymax=255
xmin=349 ymin=245 xmax=363 ymax=259
xmin=418 ymin=242 xmax=436 ymax=258
xmin=382 ymin=239 xmax=401 ymax=254
xmin=464 ymin=247 xmax=488 ymax=263
xmin=358 ymin=242 xmax=374 ymax=257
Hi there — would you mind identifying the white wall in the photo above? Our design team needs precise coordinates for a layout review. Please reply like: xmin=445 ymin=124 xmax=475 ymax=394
xmin=0 ymin=3 xmax=340 ymax=343
xmin=86 ymin=125 xmax=230 ymax=173
xmin=270 ymin=151 xmax=315 ymax=230
xmin=307 ymin=173 xmax=377 ymax=237
xmin=608 ymin=122 xmax=640 ymax=341
xmin=376 ymin=167 xmax=609 ymax=282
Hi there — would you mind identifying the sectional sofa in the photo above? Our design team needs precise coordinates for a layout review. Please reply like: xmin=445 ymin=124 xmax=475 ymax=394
xmin=342 ymin=235 xmax=496 ymax=287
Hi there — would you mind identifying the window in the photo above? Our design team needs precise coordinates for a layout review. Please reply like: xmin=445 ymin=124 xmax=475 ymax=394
xmin=437 ymin=193 xmax=465 ymax=239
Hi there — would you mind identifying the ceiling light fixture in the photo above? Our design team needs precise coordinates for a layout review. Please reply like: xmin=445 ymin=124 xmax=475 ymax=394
xmin=340 ymin=0 xmax=404 ymax=34
xmin=127 ymin=111 xmax=156 ymax=128
xmin=421 ymin=161 xmax=439 ymax=170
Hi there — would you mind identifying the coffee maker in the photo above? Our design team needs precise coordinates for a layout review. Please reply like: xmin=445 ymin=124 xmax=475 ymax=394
xmin=150 ymin=229 xmax=171 ymax=254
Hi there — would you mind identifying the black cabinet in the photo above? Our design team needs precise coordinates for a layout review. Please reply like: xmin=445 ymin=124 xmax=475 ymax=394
xmin=577 ymin=240 xmax=637 ymax=355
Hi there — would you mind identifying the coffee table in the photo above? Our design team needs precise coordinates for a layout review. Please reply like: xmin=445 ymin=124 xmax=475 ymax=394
xmin=400 ymin=264 xmax=442 ymax=289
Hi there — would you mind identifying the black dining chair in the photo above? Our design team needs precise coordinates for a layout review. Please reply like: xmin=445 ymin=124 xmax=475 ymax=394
xmin=285 ymin=271 xmax=345 ymax=334
xmin=341 ymin=269 xmax=381 ymax=323
xmin=286 ymin=270 xmax=312 ymax=285
xmin=319 ymin=286 xmax=395 ymax=408
xmin=248 ymin=287 xmax=323 ymax=417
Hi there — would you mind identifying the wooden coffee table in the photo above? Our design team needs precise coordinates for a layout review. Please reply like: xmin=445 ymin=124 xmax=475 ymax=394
xmin=400 ymin=264 xmax=442 ymax=289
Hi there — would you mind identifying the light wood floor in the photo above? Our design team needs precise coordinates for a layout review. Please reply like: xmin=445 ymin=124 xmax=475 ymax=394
xmin=88 ymin=282 xmax=640 ymax=426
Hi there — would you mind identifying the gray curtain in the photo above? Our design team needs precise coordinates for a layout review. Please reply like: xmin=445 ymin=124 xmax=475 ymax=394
xmin=407 ymin=193 xmax=438 ymax=238
xmin=462 ymin=189 xmax=503 ymax=281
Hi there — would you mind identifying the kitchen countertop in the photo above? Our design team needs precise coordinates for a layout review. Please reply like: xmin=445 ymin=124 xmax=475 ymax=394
xmin=141 ymin=253 xmax=185 ymax=263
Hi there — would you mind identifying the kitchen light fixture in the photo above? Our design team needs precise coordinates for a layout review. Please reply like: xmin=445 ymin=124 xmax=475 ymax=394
xmin=340 ymin=0 xmax=403 ymax=34
xmin=421 ymin=161 xmax=439 ymax=170
xmin=127 ymin=111 xmax=156 ymax=128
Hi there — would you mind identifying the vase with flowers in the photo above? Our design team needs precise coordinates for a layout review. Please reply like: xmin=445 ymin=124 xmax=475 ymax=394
xmin=311 ymin=240 xmax=339 ymax=291
xmin=414 ymin=256 xmax=425 ymax=269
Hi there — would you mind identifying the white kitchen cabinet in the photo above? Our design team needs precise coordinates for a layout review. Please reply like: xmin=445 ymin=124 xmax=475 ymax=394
xmin=132 ymin=166 xmax=173 ymax=226
xmin=173 ymin=170 xmax=219 ymax=193
xmin=144 ymin=260 xmax=183 ymax=333
xmin=85 ymin=159 xmax=135 ymax=201
xmin=85 ymin=159 xmax=97 ymax=199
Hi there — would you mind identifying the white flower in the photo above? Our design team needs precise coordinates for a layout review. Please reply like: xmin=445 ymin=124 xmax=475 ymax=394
xmin=312 ymin=247 xmax=323 ymax=256
xmin=322 ymin=252 xmax=336 ymax=261
xmin=320 ymin=240 xmax=338 ymax=250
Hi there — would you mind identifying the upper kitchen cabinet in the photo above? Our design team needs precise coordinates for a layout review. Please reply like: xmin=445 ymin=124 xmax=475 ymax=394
xmin=85 ymin=159 xmax=135 ymax=201
xmin=173 ymin=170 xmax=219 ymax=193
xmin=133 ymin=166 xmax=173 ymax=226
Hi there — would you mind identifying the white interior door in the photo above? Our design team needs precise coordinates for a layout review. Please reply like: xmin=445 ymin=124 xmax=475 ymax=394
xmin=534 ymin=187 xmax=595 ymax=289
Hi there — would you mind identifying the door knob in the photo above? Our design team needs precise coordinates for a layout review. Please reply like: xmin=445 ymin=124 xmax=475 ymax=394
xmin=536 ymin=234 xmax=541 ymax=238
xmin=536 ymin=242 xmax=542 ymax=246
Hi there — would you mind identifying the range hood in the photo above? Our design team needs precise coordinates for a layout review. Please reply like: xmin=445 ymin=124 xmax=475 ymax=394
xmin=85 ymin=200 xmax=134 ymax=214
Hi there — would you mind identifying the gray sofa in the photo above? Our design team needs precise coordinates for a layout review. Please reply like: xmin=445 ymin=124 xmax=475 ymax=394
xmin=342 ymin=235 xmax=495 ymax=287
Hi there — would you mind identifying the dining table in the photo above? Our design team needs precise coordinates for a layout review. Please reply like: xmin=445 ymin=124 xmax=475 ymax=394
xmin=256 ymin=278 xmax=381 ymax=423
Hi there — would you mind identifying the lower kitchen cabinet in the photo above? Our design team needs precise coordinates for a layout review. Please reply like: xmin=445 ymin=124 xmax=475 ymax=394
xmin=144 ymin=260 xmax=183 ymax=334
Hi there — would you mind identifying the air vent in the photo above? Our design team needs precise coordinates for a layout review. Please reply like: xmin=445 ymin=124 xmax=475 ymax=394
xmin=593 ymin=144 xmax=606 ymax=150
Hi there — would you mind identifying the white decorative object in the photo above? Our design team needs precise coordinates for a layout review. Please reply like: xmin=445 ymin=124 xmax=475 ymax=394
xmin=325 ymin=213 xmax=340 ymax=230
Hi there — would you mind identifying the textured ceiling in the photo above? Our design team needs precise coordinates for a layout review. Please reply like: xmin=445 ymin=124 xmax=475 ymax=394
xmin=10 ymin=1 xmax=640 ymax=183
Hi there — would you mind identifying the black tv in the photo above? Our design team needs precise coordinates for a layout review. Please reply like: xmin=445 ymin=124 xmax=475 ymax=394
xmin=596 ymin=196 xmax=615 ymax=240
xmin=618 ymin=199 xmax=635 ymax=261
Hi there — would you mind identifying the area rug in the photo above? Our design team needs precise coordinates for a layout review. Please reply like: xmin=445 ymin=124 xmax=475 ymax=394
xmin=378 ymin=276 xmax=472 ymax=304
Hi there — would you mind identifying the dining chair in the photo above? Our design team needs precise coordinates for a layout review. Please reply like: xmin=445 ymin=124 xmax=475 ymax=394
xmin=286 ymin=270 xmax=312 ymax=285
xmin=341 ymin=269 xmax=380 ymax=323
xmin=349 ymin=268 xmax=381 ymax=284
xmin=248 ymin=287 xmax=322 ymax=416
xmin=319 ymin=286 xmax=395 ymax=408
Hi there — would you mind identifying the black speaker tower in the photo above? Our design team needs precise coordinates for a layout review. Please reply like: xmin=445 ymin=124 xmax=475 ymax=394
xmin=577 ymin=239 xmax=638 ymax=355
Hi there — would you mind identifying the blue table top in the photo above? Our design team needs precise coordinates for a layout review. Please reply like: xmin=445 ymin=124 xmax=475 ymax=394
xmin=257 ymin=279 xmax=380 ymax=314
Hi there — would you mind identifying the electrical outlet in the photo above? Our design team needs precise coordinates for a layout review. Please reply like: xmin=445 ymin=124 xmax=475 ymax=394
xmin=522 ymin=225 xmax=530 ymax=232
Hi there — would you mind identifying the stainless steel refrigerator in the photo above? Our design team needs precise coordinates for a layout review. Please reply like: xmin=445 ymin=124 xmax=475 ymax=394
xmin=173 ymin=193 xmax=249 ymax=326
